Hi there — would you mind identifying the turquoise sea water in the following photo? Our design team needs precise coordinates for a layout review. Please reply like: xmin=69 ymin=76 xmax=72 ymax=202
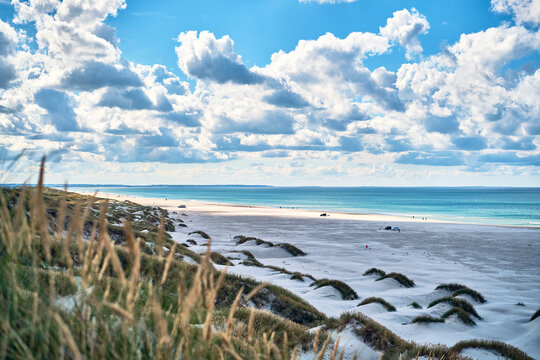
xmin=61 ymin=186 xmax=540 ymax=227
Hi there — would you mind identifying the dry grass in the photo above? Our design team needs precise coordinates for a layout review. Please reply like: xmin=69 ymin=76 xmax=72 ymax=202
xmin=210 ymin=252 xmax=234 ymax=266
xmin=411 ymin=315 xmax=445 ymax=324
xmin=441 ymin=307 xmax=476 ymax=326
xmin=530 ymin=309 xmax=540 ymax=322
xmin=376 ymin=272 xmax=415 ymax=288
xmin=234 ymin=235 xmax=307 ymax=256
xmin=188 ymin=230 xmax=211 ymax=239
xmin=436 ymin=283 xmax=486 ymax=303
xmin=357 ymin=297 xmax=396 ymax=312
xmin=409 ymin=301 xmax=422 ymax=309
xmin=311 ymin=279 xmax=359 ymax=300
xmin=363 ymin=267 xmax=386 ymax=277
xmin=428 ymin=296 xmax=482 ymax=320
xmin=0 ymin=161 xmax=344 ymax=360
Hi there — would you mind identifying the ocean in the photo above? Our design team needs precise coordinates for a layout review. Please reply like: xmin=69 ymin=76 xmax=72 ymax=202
xmin=60 ymin=185 xmax=540 ymax=227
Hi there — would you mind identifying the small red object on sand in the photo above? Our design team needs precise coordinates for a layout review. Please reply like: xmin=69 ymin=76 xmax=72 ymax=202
xmin=366 ymin=245 xmax=368 ymax=249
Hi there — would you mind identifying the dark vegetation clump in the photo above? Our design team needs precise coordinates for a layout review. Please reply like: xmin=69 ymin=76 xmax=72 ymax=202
xmin=436 ymin=283 xmax=486 ymax=303
xmin=376 ymin=272 xmax=415 ymax=288
xmin=411 ymin=315 xmax=445 ymax=324
xmin=452 ymin=340 xmax=534 ymax=360
xmin=291 ymin=272 xmax=304 ymax=281
xmin=234 ymin=235 xmax=274 ymax=247
xmin=234 ymin=235 xmax=306 ymax=256
xmin=428 ymin=296 xmax=482 ymax=320
xmin=441 ymin=307 xmax=476 ymax=326
xmin=209 ymin=252 xmax=234 ymax=266
xmin=409 ymin=301 xmax=422 ymax=309
xmin=435 ymin=283 xmax=467 ymax=292
xmin=452 ymin=288 xmax=486 ymax=304
xmin=363 ymin=268 xmax=386 ymax=277
xmin=357 ymin=297 xmax=396 ymax=312
xmin=530 ymin=309 xmax=540 ymax=322
xmin=311 ymin=279 xmax=359 ymax=300
xmin=186 ymin=239 xmax=197 ymax=245
xmin=277 ymin=243 xmax=307 ymax=257
xmin=188 ymin=230 xmax=211 ymax=239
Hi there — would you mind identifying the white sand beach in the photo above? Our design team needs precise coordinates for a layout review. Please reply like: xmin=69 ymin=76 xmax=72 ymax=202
xmin=78 ymin=191 xmax=540 ymax=359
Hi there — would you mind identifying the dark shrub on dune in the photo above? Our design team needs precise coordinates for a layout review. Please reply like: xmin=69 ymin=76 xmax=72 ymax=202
xmin=441 ymin=307 xmax=476 ymax=326
xmin=412 ymin=315 xmax=444 ymax=324
xmin=363 ymin=268 xmax=386 ymax=277
xmin=376 ymin=272 xmax=415 ymax=288
xmin=188 ymin=230 xmax=211 ymax=239
xmin=531 ymin=309 xmax=540 ymax=322
xmin=357 ymin=297 xmax=396 ymax=312
xmin=428 ymin=296 xmax=482 ymax=319
xmin=311 ymin=279 xmax=359 ymax=300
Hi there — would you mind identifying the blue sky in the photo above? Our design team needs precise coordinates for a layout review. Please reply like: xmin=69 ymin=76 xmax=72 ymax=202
xmin=0 ymin=0 xmax=539 ymax=186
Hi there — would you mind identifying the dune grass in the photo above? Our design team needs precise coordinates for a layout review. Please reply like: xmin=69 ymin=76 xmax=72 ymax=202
xmin=441 ymin=307 xmax=476 ymax=326
xmin=411 ymin=315 xmax=445 ymax=324
xmin=436 ymin=283 xmax=486 ymax=303
xmin=409 ymin=301 xmax=422 ymax=309
xmin=188 ymin=230 xmax=211 ymax=239
xmin=357 ymin=297 xmax=396 ymax=312
xmin=276 ymin=243 xmax=307 ymax=257
xmin=452 ymin=339 xmax=533 ymax=360
xmin=210 ymin=252 xmax=234 ymax=266
xmin=428 ymin=296 xmax=482 ymax=320
xmin=363 ymin=267 xmax=386 ymax=277
xmin=186 ymin=239 xmax=197 ymax=245
xmin=291 ymin=272 xmax=304 ymax=281
xmin=436 ymin=283 xmax=466 ymax=292
xmin=234 ymin=235 xmax=307 ymax=256
xmin=234 ymin=235 xmax=274 ymax=247
xmin=451 ymin=288 xmax=486 ymax=304
xmin=311 ymin=279 xmax=359 ymax=300
xmin=376 ymin=272 xmax=415 ymax=288
xmin=530 ymin=309 xmax=540 ymax=322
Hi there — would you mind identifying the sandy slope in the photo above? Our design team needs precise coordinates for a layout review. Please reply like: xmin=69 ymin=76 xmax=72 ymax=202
xmin=79 ymin=191 xmax=540 ymax=359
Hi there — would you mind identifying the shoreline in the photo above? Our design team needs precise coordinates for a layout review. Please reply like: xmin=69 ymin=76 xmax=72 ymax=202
xmin=71 ymin=189 xmax=540 ymax=230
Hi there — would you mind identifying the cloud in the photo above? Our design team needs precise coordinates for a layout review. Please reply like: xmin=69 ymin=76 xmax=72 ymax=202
xmin=478 ymin=152 xmax=540 ymax=165
xmin=380 ymin=8 xmax=430 ymax=59
xmin=263 ymin=89 xmax=310 ymax=108
xmin=34 ymin=89 xmax=81 ymax=132
xmin=501 ymin=136 xmax=536 ymax=150
xmin=0 ymin=61 xmax=16 ymax=89
xmin=213 ymin=110 xmax=296 ymax=135
xmin=0 ymin=20 xmax=17 ymax=88
xmin=97 ymin=88 xmax=155 ymax=110
xmin=0 ymin=20 xmax=17 ymax=57
xmin=491 ymin=0 xmax=540 ymax=26
xmin=176 ymin=31 xmax=265 ymax=84
xmin=424 ymin=115 xmax=460 ymax=134
xmin=395 ymin=151 xmax=465 ymax=166
xmin=60 ymin=61 xmax=143 ymax=91
xmin=163 ymin=112 xmax=202 ymax=127
xmin=452 ymin=136 xmax=488 ymax=150
xmin=339 ymin=136 xmax=363 ymax=152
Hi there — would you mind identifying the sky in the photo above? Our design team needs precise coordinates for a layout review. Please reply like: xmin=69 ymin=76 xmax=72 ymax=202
xmin=0 ymin=0 xmax=539 ymax=186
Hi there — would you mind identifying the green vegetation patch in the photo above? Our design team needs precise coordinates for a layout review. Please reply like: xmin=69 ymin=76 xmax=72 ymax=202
xmin=409 ymin=301 xmax=422 ymax=309
xmin=530 ymin=309 xmax=540 ymax=322
xmin=428 ymin=296 xmax=482 ymax=320
xmin=311 ymin=279 xmax=359 ymax=300
xmin=188 ymin=230 xmax=211 ymax=239
xmin=210 ymin=252 xmax=234 ymax=266
xmin=376 ymin=272 xmax=415 ymax=288
xmin=411 ymin=315 xmax=445 ymax=324
xmin=357 ymin=297 xmax=396 ymax=312
xmin=363 ymin=268 xmax=386 ymax=277
xmin=441 ymin=307 xmax=476 ymax=326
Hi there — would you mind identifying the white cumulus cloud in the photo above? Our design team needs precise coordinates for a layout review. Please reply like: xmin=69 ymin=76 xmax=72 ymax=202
xmin=380 ymin=8 xmax=430 ymax=59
